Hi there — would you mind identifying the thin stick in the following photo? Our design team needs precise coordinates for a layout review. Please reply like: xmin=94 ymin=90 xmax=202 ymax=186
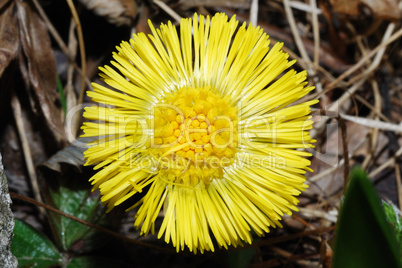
xmin=362 ymin=80 xmax=381 ymax=169
xmin=65 ymin=19 xmax=78 ymax=128
xmin=329 ymin=77 xmax=366 ymax=112
xmin=288 ymin=1 xmax=322 ymax=14
xmin=354 ymin=94 xmax=390 ymax=123
xmin=310 ymin=0 xmax=320 ymax=72
xmin=369 ymin=147 xmax=402 ymax=178
xmin=66 ymin=0 xmax=86 ymax=137
xmin=339 ymin=114 xmax=349 ymax=188
xmin=11 ymin=191 xmax=335 ymax=253
xmin=283 ymin=0 xmax=311 ymax=64
xmin=345 ymin=23 xmax=395 ymax=87
xmin=32 ymin=0 xmax=69 ymax=56
xmin=281 ymin=45 xmax=310 ymax=70
xmin=32 ymin=0 xmax=91 ymax=92
xmin=340 ymin=114 xmax=402 ymax=133
xmin=10 ymin=192 xmax=175 ymax=253
xmin=326 ymin=25 xmax=402 ymax=90
xmin=309 ymin=165 xmax=339 ymax=183
xmin=250 ymin=0 xmax=258 ymax=26
xmin=303 ymin=26 xmax=397 ymax=124
xmin=153 ymin=0 xmax=182 ymax=23
xmin=310 ymin=77 xmax=366 ymax=139
xmin=11 ymin=94 xmax=45 ymax=214
xmin=298 ymin=207 xmax=337 ymax=223
xmin=308 ymin=134 xmax=368 ymax=183
xmin=291 ymin=214 xmax=316 ymax=229
xmin=313 ymin=110 xmax=350 ymax=189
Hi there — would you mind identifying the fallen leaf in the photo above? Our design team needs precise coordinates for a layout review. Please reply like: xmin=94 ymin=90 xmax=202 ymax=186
xmin=330 ymin=0 xmax=401 ymax=20
xmin=0 ymin=0 xmax=12 ymax=12
xmin=0 ymin=0 xmax=19 ymax=77
xmin=11 ymin=219 xmax=63 ymax=268
xmin=180 ymin=0 xmax=249 ymax=9
xmin=16 ymin=1 xmax=65 ymax=141
xmin=79 ymin=0 xmax=137 ymax=26
xmin=40 ymin=137 xmax=93 ymax=173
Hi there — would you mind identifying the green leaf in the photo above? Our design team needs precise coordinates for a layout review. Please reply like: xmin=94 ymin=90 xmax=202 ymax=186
xmin=383 ymin=202 xmax=402 ymax=235
xmin=333 ymin=167 xmax=401 ymax=268
xmin=39 ymin=139 xmax=120 ymax=253
xmin=383 ymin=201 xmax=402 ymax=263
xmin=11 ymin=219 xmax=63 ymax=268
xmin=47 ymin=181 xmax=108 ymax=253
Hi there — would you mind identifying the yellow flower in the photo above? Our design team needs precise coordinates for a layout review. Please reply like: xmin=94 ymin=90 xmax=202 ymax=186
xmin=81 ymin=13 xmax=318 ymax=253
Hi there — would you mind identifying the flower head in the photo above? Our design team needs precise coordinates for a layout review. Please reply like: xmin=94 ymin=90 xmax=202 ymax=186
xmin=82 ymin=13 xmax=318 ymax=253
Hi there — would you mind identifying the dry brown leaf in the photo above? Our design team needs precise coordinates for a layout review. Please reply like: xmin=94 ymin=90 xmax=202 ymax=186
xmin=0 ymin=1 xmax=19 ymax=77
xmin=330 ymin=0 xmax=401 ymax=20
xmin=0 ymin=0 xmax=11 ymax=11
xmin=79 ymin=0 xmax=137 ymax=26
xmin=180 ymin=0 xmax=249 ymax=9
xmin=40 ymin=137 xmax=94 ymax=173
xmin=16 ymin=1 xmax=65 ymax=141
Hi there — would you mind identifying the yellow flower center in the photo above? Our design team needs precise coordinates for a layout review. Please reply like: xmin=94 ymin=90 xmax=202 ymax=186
xmin=151 ymin=86 xmax=238 ymax=187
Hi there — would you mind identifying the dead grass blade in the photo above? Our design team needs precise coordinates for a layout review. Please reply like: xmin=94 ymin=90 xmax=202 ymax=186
xmin=340 ymin=114 xmax=402 ymax=133
xmin=11 ymin=92 xmax=45 ymax=214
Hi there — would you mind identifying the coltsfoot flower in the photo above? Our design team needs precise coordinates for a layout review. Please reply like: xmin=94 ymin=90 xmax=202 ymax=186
xmin=82 ymin=13 xmax=318 ymax=253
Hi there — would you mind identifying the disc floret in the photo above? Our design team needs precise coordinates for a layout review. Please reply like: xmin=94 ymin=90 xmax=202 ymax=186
xmin=152 ymin=86 xmax=238 ymax=187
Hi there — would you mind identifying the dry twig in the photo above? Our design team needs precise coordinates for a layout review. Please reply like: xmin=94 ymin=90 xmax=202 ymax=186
xmin=326 ymin=24 xmax=402 ymax=90
xmin=283 ymin=0 xmax=311 ymax=67
xmin=66 ymin=0 xmax=87 ymax=137
xmin=11 ymin=94 xmax=44 ymax=214
xmin=153 ymin=0 xmax=182 ymax=23
xmin=250 ymin=0 xmax=258 ymax=26
xmin=10 ymin=192 xmax=175 ymax=253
